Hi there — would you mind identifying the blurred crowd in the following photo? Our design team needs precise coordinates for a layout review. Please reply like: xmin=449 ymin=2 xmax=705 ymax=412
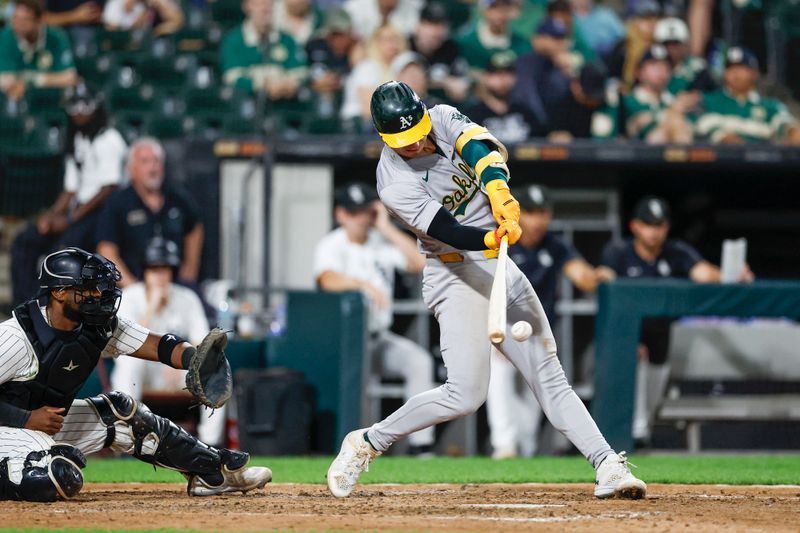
xmin=1 ymin=0 xmax=799 ymax=145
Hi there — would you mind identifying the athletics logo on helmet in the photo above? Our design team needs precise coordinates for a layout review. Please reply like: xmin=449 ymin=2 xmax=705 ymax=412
xmin=370 ymin=81 xmax=432 ymax=148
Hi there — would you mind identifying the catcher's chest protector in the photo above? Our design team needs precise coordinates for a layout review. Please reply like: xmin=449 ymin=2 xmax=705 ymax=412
xmin=0 ymin=300 xmax=113 ymax=415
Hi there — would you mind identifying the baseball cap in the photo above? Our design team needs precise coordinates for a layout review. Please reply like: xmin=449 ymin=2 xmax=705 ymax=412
xmin=420 ymin=2 xmax=448 ymax=23
xmin=335 ymin=182 xmax=378 ymax=212
xmin=638 ymin=44 xmax=669 ymax=67
xmin=725 ymin=46 xmax=759 ymax=70
xmin=486 ymin=51 xmax=517 ymax=73
xmin=654 ymin=17 xmax=689 ymax=44
xmin=515 ymin=185 xmax=552 ymax=211
xmin=143 ymin=237 xmax=181 ymax=268
xmin=537 ymin=18 xmax=568 ymax=39
xmin=578 ymin=62 xmax=608 ymax=101
xmin=323 ymin=8 xmax=352 ymax=34
xmin=390 ymin=51 xmax=428 ymax=77
xmin=64 ymin=82 xmax=101 ymax=116
xmin=632 ymin=196 xmax=671 ymax=224
xmin=625 ymin=0 xmax=661 ymax=18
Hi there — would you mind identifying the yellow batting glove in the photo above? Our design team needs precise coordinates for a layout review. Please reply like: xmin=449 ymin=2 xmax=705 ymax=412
xmin=484 ymin=229 xmax=501 ymax=250
xmin=486 ymin=179 xmax=520 ymax=225
xmin=496 ymin=219 xmax=522 ymax=245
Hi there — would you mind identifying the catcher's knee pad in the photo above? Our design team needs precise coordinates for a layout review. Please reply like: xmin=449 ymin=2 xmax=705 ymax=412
xmin=0 ymin=445 xmax=85 ymax=502
xmin=87 ymin=391 xmax=241 ymax=485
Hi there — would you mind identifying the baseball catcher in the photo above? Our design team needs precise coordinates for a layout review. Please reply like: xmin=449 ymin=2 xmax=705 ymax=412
xmin=0 ymin=248 xmax=271 ymax=502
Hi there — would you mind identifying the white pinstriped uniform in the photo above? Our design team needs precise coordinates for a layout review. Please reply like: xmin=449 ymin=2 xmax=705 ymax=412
xmin=0 ymin=308 xmax=148 ymax=483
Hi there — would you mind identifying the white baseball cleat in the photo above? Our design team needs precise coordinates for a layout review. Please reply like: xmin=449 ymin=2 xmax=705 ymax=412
xmin=594 ymin=451 xmax=647 ymax=499
xmin=327 ymin=428 xmax=381 ymax=498
xmin=187 ymin=465 xmax=273 ymax=496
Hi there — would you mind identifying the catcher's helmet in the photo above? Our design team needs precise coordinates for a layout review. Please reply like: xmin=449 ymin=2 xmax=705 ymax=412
xmin=143 ymin=236 xmax=181 ymax=269
xmin=39 ymin=248 xmax=122 ymax=327
xmin=370 ymin=81 xmax=432 ymax=148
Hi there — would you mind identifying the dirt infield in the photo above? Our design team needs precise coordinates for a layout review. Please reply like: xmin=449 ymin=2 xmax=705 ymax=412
xmin=6 ymin=483 xmax=800 ymax=532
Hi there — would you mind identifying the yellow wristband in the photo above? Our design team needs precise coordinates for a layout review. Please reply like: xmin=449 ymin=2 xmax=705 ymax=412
xmin=484 ymin=230 xmax=499 ymax=249
xmin=474 ymin=151 xmax=505 ymax=178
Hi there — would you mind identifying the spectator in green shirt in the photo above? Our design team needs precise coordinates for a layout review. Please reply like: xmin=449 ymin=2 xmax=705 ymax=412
xmin=458 ymin=0 xmax=532 ymax=76
xmin=696 ymin=46 xmax=800 ymax=145
xmin=594 ymin=44 xmax=693 ymax=143
xmin=221 ymin=0 xmax=309 ymax=103
xmin=653 ymin=17 xmax=714 ymax=97
xmin=0 ymin=0 xmax=77 ymax=101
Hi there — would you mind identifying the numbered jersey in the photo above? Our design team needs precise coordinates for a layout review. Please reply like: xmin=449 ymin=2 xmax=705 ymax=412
xmin=376 ymin=104 xmax=498 ymax=255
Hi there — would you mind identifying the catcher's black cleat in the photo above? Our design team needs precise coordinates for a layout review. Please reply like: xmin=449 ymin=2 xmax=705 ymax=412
xmin=187 ymin=450 xmax=272 ymax=496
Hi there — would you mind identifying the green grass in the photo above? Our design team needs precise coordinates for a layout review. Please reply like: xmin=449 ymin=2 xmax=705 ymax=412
xmin=82 ymin=454 xmax=800 ymax=486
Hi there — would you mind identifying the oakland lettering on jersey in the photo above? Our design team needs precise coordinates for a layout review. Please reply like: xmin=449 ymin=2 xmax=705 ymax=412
xmin=442 ymin=172 xmax=480 ymax=217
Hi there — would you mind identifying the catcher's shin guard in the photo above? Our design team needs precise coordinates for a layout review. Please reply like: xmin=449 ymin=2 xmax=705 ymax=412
xmin=0 ymin=445 xmax=86 ymax=502
xmin=87 ymin=391 xmax=248 ymax=486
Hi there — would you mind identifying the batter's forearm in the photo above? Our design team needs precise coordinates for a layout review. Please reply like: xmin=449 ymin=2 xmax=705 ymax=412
xmin=0 ymin=400 xmax=31 ymax=428
xmin=460 ymin=139 xmax=508 ymax=186
xmin=426 ymin=207 xmax=490 ymax=251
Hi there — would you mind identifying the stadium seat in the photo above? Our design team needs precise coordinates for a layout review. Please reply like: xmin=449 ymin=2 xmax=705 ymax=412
xmin=24 ymin=87 xmax=64 ymax=116
xmin=143 ymin=95 xmax=188 ymax=139
xmin=181 ymin=84 xmax=237 ymax=116
xmin=0 ymin=152 xmax=64 ymax=216
xmin=221 ymin=96 xmax=260 ymax=135
xmin=137 ymin=52 xmax=197 ymax=93
xmin=75 ymin=52 xmax=117 ymax=91
xmin=209 ymin=0 xmax=245 ymax=30
xmin=105 ymin=66 xmax=158 ymax=114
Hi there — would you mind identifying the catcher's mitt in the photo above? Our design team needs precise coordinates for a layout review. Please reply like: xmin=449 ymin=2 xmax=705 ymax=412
xmin=185 ymin=328 xmax=232 ymax=409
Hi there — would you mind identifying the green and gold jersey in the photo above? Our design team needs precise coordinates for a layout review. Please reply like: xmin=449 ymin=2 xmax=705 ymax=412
xmin=221 ymin=22 xmax=308 ymax=94
xmin=457 ymin=22 xmax=532 ymax=72
xmin=696 ymin=89 xmax=797 ymax=143
xmin=0 ymin=25 xmax=75 ymax=79
xmin=623 ymin=86 xmax=675 ymax=140
xmin=667 ymin=56 xmax=713 ymax=95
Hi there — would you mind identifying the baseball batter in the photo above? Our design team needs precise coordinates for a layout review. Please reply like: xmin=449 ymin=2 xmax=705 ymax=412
xmin=327 ymin=81 xmax=646 ymax=499
xmin=0 ymin=248 xmax=271 ymax=501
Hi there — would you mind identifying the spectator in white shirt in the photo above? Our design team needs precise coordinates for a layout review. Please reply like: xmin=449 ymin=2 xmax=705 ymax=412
xmin=343 ymin=0 xmax=422 ymax=40
xmin=11 ymin=83 xmax=126 ymax=305
xmin=110 ymin=237 xmax=225 ymax=447
xmin=313 ymin=182 xmax=436 ymax=455
xmin=102 ymin=0 xmax=184 ymax=36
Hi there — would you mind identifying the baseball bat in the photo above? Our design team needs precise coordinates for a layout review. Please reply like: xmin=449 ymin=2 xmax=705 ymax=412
xmin=487 ymin=235 xmax=509 ymax=343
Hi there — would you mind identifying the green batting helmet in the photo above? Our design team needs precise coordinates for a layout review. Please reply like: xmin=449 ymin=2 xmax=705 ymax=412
xmin=370 ymin=81 xmax=432 ymax=148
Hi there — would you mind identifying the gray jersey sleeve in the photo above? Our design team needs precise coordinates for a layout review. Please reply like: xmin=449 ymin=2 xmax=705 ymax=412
xmin=377 ymin=161 xmax=442 ymax=235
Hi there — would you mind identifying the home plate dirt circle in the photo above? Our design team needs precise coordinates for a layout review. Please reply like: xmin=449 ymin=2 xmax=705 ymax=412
xmin=6 ymin=483 xmax=800 ymax=532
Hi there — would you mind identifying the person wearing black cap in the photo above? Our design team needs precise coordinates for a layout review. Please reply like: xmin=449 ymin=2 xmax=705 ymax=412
xmin=511 ymin=17 xmax=577 ymax=130
xmin=696 ymin=46 xmax=800 ymax=145
xmin=10 ymin=82 xmax=126 ymax=305
xmin=621 ymin=44 xmax=693 ymax=142
xmin=410 ymin=1 xmax=470 ymax=103
xmin=313 ymin=182 xmax=436 ymax=456
xmin=110 ymin=236 xmax=224 ymax=446
xmin=597 ymin=195 xmax=753 ymax=444
xmin=487 ymin=184 xmax=601 ymax=458
xmin=466 ymin=51 xmax=544 ymax=143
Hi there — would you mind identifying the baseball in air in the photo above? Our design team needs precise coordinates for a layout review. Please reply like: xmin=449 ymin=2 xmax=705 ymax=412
xmin=511 ymin=321 xmax=533 ymax=342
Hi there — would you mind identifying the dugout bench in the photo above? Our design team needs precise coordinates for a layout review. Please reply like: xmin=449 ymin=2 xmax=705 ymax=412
xmin=592 ymin=279 xmax=800 ymax=452
xmin=658 ymin=320 xmax=800 ymax=453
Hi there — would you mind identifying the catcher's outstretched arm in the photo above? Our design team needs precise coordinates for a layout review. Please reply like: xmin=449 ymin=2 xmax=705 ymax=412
xmin=130 ymin=332 xmax=195 ymax=370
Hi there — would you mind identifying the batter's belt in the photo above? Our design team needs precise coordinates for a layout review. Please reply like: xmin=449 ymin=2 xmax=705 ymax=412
xmin=427 ymin=249 xmax=499 ymax=263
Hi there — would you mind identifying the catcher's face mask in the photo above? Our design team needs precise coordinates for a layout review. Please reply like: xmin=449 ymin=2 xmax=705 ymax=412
xmin=62 ymin=259 xmax=122 ymax=327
